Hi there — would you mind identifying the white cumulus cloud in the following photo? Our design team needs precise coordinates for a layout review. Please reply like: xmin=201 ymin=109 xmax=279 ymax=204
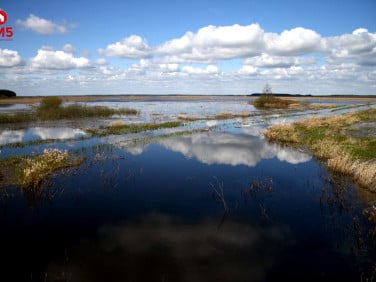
xmin=62 ymin=44 xmax=76 ymax=53
xmin=243 ymin=53 xmax=316 ymax=68
xmin=98 ymin=35 xmax=152 ymax=58
xmin=323 ymin=28 xmax=376 ymax=66
xmin=156 ymin=23 xmax=265 ymax=62
xmin=0 ymin=49 xmax=23 ymax=67
xmin=16 ymin=14 xmax=75 ymax=34
xmin=159 ymin=63 xmax=179 ymax=73
xmin=30 ymin=49 xmax=91 ymax=70
xmin=182 ymin=65 xmax=219 ymax=74
xmin=265 ymin=27 xmax=322 ymax=55
xmin=238 ymin=65 xmax=258 ymax=75
xmin=100 ymin=24 xmax=324 ymax=63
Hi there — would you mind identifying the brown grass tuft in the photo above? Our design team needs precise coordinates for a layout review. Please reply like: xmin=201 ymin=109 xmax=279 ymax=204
xmin=109 ymin=120 xmax=126 ymax=127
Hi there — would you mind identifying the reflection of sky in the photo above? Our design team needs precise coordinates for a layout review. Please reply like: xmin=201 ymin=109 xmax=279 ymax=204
xmin=159 ymin=132 xmax=311 ymax=167
xmin=0 ymin=104 xmax=31 ymax=112
xmin=46 ymin=214 xmax=292 ymax=282
xmin=110 ymin=129 xmax=311 ymax=166
xmin=0 ymin=127 xmax=86 ymax=145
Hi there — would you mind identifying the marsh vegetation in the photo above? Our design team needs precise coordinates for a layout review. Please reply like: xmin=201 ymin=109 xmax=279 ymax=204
xmin=0 ymin=149 xmax=84 ymax=188
xmin=0 ymin=96 xmax=138 ymax=124
xmin=264 ymin=108 xmax=376 ymax=191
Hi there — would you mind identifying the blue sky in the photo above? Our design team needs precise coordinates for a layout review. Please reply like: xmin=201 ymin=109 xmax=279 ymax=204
xmin=1 ymin=0 xmax=375 ymax=96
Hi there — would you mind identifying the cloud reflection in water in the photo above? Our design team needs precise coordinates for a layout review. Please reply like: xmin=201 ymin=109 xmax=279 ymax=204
xmin=0 ymin=127 xmax=86 ymax=145
xmin=47 ymin=214 xmax=293 ymax=282
xmin=159 ymin=132 xmax=311 ymax=167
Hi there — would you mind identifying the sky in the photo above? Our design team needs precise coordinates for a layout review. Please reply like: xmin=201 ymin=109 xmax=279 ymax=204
xmin=0 ymin=0 xmax=375 ymax=96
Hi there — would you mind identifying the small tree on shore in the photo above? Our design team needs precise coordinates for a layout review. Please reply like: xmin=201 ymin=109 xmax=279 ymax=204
xmin=262 ymin=84 xmax=272 ymax=95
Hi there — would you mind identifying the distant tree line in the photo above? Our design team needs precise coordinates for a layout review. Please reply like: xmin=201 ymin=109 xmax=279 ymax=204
xmin=0 ymin=89 xmax=16 ymax=98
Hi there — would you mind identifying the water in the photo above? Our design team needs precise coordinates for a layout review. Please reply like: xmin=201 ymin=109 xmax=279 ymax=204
xmin=0 ymin=97 xmax=375 ymax=282
xmin=0 ymin=103 xmax=31 ymax=112
xmin=0 ymin=127 xmax=87 ymax=145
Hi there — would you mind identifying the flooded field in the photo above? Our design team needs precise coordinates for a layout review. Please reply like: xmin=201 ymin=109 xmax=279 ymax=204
xmin=0 ymin=96 xmax=376 ymax=281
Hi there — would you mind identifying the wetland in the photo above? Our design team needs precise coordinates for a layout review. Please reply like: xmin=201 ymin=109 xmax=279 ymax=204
xmin=0 ymin=95 xmax=376 ymax=281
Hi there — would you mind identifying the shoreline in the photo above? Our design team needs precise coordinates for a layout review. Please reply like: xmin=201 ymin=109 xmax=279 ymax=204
xmin=1 ymin=94 xmax=376 ymax=104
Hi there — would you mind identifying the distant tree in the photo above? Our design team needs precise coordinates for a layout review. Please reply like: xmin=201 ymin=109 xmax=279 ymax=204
xmin=262 ymin=84 xmax=272 ymax=95
xmin=0 ymin=89 xmax=16 ymax=97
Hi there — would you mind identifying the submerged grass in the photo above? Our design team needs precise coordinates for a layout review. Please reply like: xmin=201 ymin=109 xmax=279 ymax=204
xmin=264 ymin=108 xmax=376 ymax=191
xmin=215 ymin=111 xmax=251 ymax=119
xmin=99 ymin=121 xmax=181 ymax=136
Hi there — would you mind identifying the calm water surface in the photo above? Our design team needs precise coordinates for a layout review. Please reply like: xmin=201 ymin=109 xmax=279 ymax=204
xmin=0 ymin=99 xmax=375 ymax=282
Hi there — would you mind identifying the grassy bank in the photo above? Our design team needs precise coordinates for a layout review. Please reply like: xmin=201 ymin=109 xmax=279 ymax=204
xmin=264 ymin=108 xmax=376 ymax=191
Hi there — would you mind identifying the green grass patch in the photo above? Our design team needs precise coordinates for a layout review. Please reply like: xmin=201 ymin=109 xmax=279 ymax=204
xmin=350 ymin=138 xmax=376 ymax=159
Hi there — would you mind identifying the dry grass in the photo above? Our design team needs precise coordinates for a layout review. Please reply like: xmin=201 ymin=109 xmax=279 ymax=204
xmin=177 ymin=114 xmax=200 ymax=121
xmin=263 ymin=124 xmax=300 ymax=143
xmin=264 ymin=108 xmax=376 ymax=191
xmin=109 ymin=120 xmax=126 ymax=127
xmin=215 ymin=111 xmax=250 ymax=120
xmin=17 ymin=149 xmax=84 ymax=188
